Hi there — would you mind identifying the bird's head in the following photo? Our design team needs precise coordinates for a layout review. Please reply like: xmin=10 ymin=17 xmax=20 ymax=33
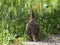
xmin=28 ymin=9 xmax=35 ymax=18
xmin=28 ymin=9 xmax=34 ymax=15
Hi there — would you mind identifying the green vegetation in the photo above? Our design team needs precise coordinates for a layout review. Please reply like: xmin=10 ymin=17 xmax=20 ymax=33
xmin=0 ymin=0 xmax=60 ymax=45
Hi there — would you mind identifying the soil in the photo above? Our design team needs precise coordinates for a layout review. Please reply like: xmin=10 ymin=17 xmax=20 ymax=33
xmin=22 ymin=34 xmax=60 ymax=45
xmin=11 ymin=34 xmax=60 ymax=45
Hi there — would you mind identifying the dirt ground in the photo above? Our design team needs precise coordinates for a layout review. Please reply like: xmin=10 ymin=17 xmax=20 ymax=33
xmin=11 ymin=34 xmax=60 ymax=45
xmin=22 ymin=34 xmax=60 ymax=45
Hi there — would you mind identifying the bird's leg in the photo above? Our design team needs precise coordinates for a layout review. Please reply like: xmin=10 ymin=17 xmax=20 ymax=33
xmin=32 ymin=35 xmax=37 ymax=41
xmin=29 ymin=36 xmax=33 ymax=41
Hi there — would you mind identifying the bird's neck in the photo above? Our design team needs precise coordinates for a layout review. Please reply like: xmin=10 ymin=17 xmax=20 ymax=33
xmin=29 ymin=13 xmax=35 ymax=22
xmin=30 ymin=13 xmax=35 ymax=19
xmin=29 ymin=15 xmax=34 ymax=23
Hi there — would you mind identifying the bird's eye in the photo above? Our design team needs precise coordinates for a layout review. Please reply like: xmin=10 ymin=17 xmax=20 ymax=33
xmin=30 ymin=10 xmax=32 ymax=12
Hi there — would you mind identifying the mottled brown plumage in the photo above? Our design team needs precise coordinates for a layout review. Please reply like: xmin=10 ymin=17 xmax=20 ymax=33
xmin=26 ymin=10 xmax=40 ymax=41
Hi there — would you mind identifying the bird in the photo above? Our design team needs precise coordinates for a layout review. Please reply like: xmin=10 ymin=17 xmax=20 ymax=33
xmin=26 ymin=9 xmax=40 ymax=41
